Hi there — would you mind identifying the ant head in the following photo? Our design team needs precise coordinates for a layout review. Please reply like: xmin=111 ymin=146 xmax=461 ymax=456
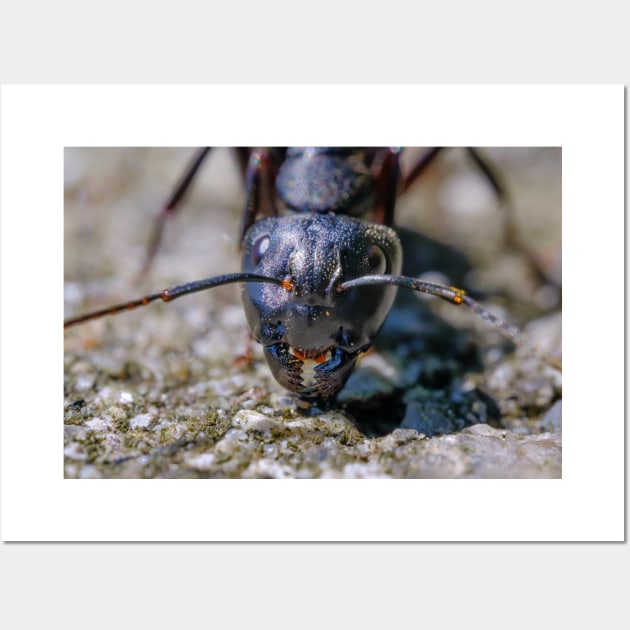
xmin=240 ymin=214 xmax=402 ymax=401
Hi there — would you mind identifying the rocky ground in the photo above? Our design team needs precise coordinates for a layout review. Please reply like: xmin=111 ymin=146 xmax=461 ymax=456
xmin=64 ymin=147 xmax=562 ymax=478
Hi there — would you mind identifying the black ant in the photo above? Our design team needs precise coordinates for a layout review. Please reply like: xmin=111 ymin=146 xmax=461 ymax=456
xmin=65 ymin=148 xmax=561 ymax=411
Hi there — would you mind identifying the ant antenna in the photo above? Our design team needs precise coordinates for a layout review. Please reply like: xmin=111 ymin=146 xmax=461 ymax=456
xmin=337 ymin=274 xmax=562 ymax=371
xmin=65 ymin=271 xmax=561 ymax=372
xmin=64 ymin=273 xmax=285 ymax=328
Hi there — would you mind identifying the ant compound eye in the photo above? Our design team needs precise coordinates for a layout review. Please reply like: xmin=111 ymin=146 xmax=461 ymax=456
xmin=251 ymin=234 xmax=270 ymax=266
xmin=367 ymin=244 xmax=387 ymax=274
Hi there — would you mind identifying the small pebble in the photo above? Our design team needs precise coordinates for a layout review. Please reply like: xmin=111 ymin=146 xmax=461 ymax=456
xmin=129 ymin=414 xmax=153 ymax=429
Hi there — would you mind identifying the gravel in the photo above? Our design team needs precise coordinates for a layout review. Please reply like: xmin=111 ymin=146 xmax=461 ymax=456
xmin=64 ymin=147 xmax=562 ymax=478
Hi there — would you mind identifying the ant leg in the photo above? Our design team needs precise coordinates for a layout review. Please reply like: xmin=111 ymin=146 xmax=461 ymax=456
xmin=238 ymin=148 xmax=285 ymax=241
xmin=400 ymin=147 xmax=444 ymax=194
xmin=233 ymin=333 xmax=257 ymax=368
xmin=138 ymin=147 xmax=211 ymax=279
xmin=465 ymin=147 xmax=507 ymax=201
xmin=370 ymin=148 xmax=401 ymax=227
xmin=372 ymin=147 xmax=480 ymax=227
xmin=402 ymin=147 xmax=560 ymax=293
xmin=462 ymin=148 xmax=525 ymax=260
xmin=138 ymin=146 xmax=282 ymax=271
xmin=239 ymin=149 xmax=266 ymax=242
xmin=464 ymin=148 xmax=560 ymax=290
xmin=401 ymin=147 xmax=505 ymax=199
xmin=233 ymin=147 xmax=251 ymax=177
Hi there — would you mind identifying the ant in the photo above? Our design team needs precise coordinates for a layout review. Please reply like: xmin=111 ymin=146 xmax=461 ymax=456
xmin=65 ymin=148 xmax=561 ymax=411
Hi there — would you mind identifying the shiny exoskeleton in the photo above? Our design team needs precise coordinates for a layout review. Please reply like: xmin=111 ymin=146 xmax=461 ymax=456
xmin=64 ymin=148 xmax=561 ymax=407
xmin=240 ymin=148 xmax=406 ymax=402
xmin=242 ymin=213 xmax=402 ymax=401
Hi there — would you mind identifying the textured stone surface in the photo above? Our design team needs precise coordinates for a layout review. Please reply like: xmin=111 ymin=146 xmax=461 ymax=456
xmin=64 ymin=148 xmax=562 ymax=478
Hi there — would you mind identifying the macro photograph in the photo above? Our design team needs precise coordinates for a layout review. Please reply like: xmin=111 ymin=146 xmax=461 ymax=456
xmin=1 ymin=10 xmax=625 ymax=630
xmin=63 ymin=146 xmax=562 ymax=479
